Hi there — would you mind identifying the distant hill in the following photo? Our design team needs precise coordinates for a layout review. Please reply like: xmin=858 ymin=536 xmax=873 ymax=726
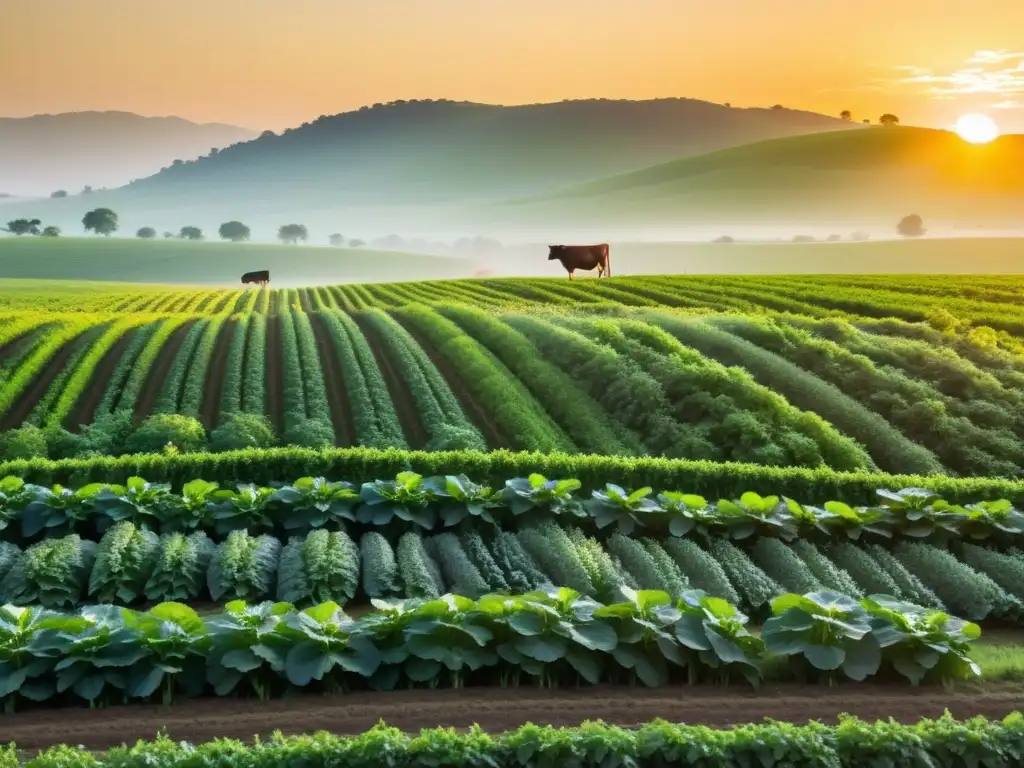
xmin=0 ymin=111 xmax=258 ymax=197
xmin=499 ymin=126 xmax=1024 ymax=228
xmin=0 ymin=99 xmax=854 ymax=227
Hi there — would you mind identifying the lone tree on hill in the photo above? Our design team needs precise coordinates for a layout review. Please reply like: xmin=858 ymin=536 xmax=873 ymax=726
xmin=50 ymin=190 xmax=68 ymax=199
xmin=349 ymin=238 xmax=365 ymax=248
xmin=179 ymin=226 xmax=203 ymax=241
xmin=3 ymin=218 xmax=42 ymax=236
xmin=41 ymin=225 xmax=61 ymax=237
xmin=329 ymin=233 xmax=344 ymax=246
xmin=83 ymin=208 xmax=118 ymax=236
xmin=840 ymin=110 xmax=852 ymax=121
xmin=879 ymin=113 xmax=900 ymax=126
xmin=137 ymin=226 xmax=157 ymax=239
xmin=219 ymin=221 xmax=251 ymax=242
xmin=278 ymin=223 xmax=308 ymax=244
xmin=897 ymin=214 xmax=926 ymax=238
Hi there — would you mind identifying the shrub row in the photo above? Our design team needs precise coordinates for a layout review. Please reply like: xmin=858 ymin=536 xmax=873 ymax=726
xmin=0 ymin=586 xmax=982 ymax=712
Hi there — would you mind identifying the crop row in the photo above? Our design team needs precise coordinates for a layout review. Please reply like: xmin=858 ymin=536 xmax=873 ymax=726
xmin=0 ymin=584 xmax=982 ymax=713
xmin=8 ymin=715 xmax=1022 ymax=767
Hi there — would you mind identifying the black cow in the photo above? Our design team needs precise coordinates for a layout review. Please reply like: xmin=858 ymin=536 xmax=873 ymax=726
xmin=548 ymin=244 xmax=611 ymax=280
xmin=241 ymin=270 xmax=270 ymax=286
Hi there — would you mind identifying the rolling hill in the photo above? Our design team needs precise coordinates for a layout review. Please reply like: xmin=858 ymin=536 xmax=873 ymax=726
xmin=497 ymin=126 xmax=1024 ymax=228
xmin=0 ymin=111 xmax=257 ymax=198
xmin=0 ymin=99 xmax=856 ymax=235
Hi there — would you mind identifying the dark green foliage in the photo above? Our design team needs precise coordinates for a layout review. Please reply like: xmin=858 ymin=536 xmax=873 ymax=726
xmin=144 ymin=531 xmax=215 ymax=601
xmin=749 ymin=538 xmax=823 ymax=595
xmin=276 ymin=529 xmax=359 ymax=605
xmin=0 ymin=534 xmax=96 ymax=608
xmin=360 ymin=531 xmax=398 ymax=598
xmin=830 ymin=541 xmax=904 ymax=598
xmin=207 ymin=530 xmax=281 ymax=602
xmin=960 ymin=542 xmax=1024 ymax=601
xmin=662 ymin=536 xmax=740 ymax=603
xmin=395 ymin=531 xmax=441 ymax=599
xmin=518 ymin=521 xmax=594 ymax=596
xmin=865 ymin=544 xmax=945 ymax=609
xmin=708 ymin=538 xmax=781 ymax=610
xmin=460 ymin=529 xmax=509 ymax=592
xmin=88 ymin=521 xmax=160 ymax=603
xmin=429 ymin=532 xmax=489 ymax=598
xmin=126 ymin=415 xmax=207 ymax=455
xmin=491 ymin=528 xmax=547 ymax=591
xmin=210 ymin=413 xmax=277 ymax=452
xmin=0 ymin=425 xmax=48 ymax=461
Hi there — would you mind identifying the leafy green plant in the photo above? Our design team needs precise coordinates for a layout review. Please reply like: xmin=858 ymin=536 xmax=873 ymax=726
xmin=276 ymin=530 xmax=359 ymax=606
xmin=204 ymin=599 xmax=293 ymax=697
xmin=403 ymin=594 xmax=495 ymax=688
xmin=359 ymin=472 xmax=438 ymax=530
xmin=662 ymin=537 xmax=740 ymax=604
xmin=144 ymin=532 xmax=215 ymax=602
xmin=715 ymin=492 xmax=797 ymax=541
xmin=207 ymin=530 xmax=281 ymax=602
xmin=430 ymin=533 xmax=488 ymax=599
xmin=360 ymin=532 xmax=398 ymax=599
xmin=88 ymin=522 xmax=160 ymax=604
xmin=396 ymin=531 xmax=442 ymax=599
xmin=91 ymin=476 xmax=175 ymax=533
xmin=272 ymin=477 xmax=359 ymax=534
xmin=0 ymin=603 xmax=59 ymax=711
xmin=587 ymin=484 xmax=662 ymax=535
xmin=502 ymin=474 xmax=584 ymax=519
xmin=425 ymin=475 xmax=502 ymax=526
xmin=122 ymin=602 xmax=210 ymax=704
xmin=211 ymin=484 xmax=277 ymax=536
xmin=862 ymin=596 xmax=981 ymax=685
xmin=674 ymin=589 xmax=764 ymax=685
xmin=656 ymin=491 xmax=714 ymax=537
xmin=20 ymin=482 xmax=109 ymax=539
xmin=762 ymin=591 xmax=881 ymax=681
xmin=155 ymin=479 xmax=219 ymax=533
xmin=594 ymin=587 xmax=684 ymax=687
xmin=0 ymin=535 xmax=96 ymax=608
xmin=0 ymin=476 xmax=33 ymax=533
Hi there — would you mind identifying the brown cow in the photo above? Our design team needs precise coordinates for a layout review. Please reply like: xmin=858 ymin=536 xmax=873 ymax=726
xmin=548 ymin=244 xmax=611 ymax=280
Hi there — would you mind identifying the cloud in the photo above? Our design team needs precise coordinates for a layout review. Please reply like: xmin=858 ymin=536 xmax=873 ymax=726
xmin=891 ymin=50 xmax=1024 ymax=101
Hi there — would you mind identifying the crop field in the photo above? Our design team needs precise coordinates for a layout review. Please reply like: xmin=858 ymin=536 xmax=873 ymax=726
xmin=3 ymin=271 xmax=1024 ymax=754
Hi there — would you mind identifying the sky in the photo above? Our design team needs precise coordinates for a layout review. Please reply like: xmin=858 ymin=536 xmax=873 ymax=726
xmin=3 ymin=0 xmax=1024 ymax=132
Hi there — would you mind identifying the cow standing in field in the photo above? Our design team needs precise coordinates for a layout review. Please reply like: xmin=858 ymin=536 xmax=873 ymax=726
xmin=548 ymin=244 xmax=611 ymax=280
xmin=241 ymin=270 xmax=270 ymax=286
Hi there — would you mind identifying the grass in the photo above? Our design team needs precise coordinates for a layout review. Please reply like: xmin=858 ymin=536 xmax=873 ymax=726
xmin=0 ymin=237 xmax=478 ymax=286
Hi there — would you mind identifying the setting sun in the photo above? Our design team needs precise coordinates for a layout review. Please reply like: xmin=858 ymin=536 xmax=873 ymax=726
xmin=954 ymin=113 xmax=1000 ymax=144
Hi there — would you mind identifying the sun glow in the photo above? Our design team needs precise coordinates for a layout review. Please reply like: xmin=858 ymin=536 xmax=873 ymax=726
xmin=954 ymin=113 xmax=1000 ymax=144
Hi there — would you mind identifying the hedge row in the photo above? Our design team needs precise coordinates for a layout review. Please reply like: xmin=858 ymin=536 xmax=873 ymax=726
xmin=6 ymin=715 xmax=1024 ymax=767
xmin=1 ymin=447 xmax=1023 ymax=504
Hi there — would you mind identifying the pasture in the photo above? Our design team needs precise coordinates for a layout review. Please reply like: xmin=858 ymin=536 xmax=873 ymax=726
xmin=2 ymin=270 xmax=1024 ymax=753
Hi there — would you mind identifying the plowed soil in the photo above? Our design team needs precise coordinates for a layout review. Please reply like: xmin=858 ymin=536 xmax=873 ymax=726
xmin=354 ymin=314 xmax=427 ymax=449
xmin=64 ymin=327 xmax=138 ymax=430
xmin=198 ymin=320 xmax=235 ymax=429
xmin=310 ymin=313 xmax=355 ymax=446
xmin=4 ymin=685 xmax=1023 ymax=752
xmin=0 ymin=327 xmax=44 ymax=369
xmin=0 ymin=332 xmax=84 ymax=430
xmin=133 ymin=321 xmax=196 ymax=423
xmin=264 ymin=314 xmax=284 ymax=433
xmin=391 ymin=314 xmax=513 ymax=450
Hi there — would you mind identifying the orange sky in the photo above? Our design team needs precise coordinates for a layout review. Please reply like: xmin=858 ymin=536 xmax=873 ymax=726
xmin=3 ymin=0 xmax=1023 ymax=131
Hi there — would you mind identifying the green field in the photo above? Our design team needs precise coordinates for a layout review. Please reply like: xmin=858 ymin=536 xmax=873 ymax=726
xmin=0 ymin=237 xmax=477 ymax=286
xmin=2 ymin=270 xmax=1024 ymax=733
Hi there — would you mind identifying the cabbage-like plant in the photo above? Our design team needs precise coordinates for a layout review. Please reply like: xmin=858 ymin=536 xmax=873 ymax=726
xmin=210 ymin=484 xmax=277 ymax=536
xmin=154 ymin=479 xmax=219 ymax=533
xmin=204 ymin=599 xmax=293 ymax=697
xmin=0 ymin=476 xmax=35 ymax=534
xmin=403 ymin=594 xmax=496 ymax=688
xmin=424 ymin=475 xmax=502 ymax=526
xmin=272 ymin=477 xmax=359 ymax=534
xmin=587 ymin=484 xmax=663 ymax=535
xmin=933 ymin=499 xmax=1024 ymax=542
xmin=803 ymin=501 xmax=893 ymax=541
xmin=716 ymin=492 xmax=797 ymax=541
xmin=594 ymin=587 xmax=684 ymax=687
xmin=21 ymin=483 xmax=110 ymax=539
xmin=359 ymin=472 xmax=438 ymax=530
xmin=656 ymin=491 xmax=713 ymax=537
xmin=502 ymin=474 xmax=584 ymax=520
xmin=92 ymin=477 xmax=175 ymax=533
xmin=121 ymin=602 xmax=210 ymax=705
xmin=0 ymin=604 xmax=60 ymax=711
xmin=674 ymin=590 xmax=764 ymax=685
xmin=762 ymin=591 xmax=880 ymax=682
xmin=861 ymin=596 xmax=981 ymax=685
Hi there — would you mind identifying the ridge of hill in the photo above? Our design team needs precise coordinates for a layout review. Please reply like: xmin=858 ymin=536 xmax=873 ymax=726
xmin=498 ymin=126 xmax=1024 ymax=226
xmin=0 ymin=111 xmax=258 ymax=198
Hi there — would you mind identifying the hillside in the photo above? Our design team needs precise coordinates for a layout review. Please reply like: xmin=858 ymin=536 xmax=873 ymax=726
xmin=0 ymin=111 xmax=257 ymax=198
xmin=0 ymin=237 xmax=478 ymax=286
xmin=0 ymin=99 xmax=855 ymax=234
xmin=498 ymin=126 xmax=1024 ymax=227
xmin=0 ymin=273 xmax=1022 ymax=483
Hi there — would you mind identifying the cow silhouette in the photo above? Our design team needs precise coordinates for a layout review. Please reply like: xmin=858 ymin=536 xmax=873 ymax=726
xmin=548 ymin=244 xmax=610 ymax=279
xmin=241 ymin=270 xmax=270 ymax=286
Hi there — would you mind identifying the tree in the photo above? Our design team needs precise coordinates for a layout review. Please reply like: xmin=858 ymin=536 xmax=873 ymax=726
xmin=50 ymin=190 xmax=68 ymax=199
xmin=349 ymin=238 xmax=365 ymax=248
xmin=41 ymin=225 xmax=61 ymax=237
xmin=82 ymin=185 xmax=93 ymax=195
xmin=278 ymin=223 xmax=308 ymax=244
xmin=879 ymin=113 xmax=900 ymax=126
xmin=179 ymin=226 xmax=203 ymax=241
xmin=328 ymin=233 xmax=344 ymax=246
xmin=137 ymin=226 xmax=157 ymax=239
xmin=82 ymin=208 xmax=118 ymax=236
xmin=3 ymin=218 xmax=42 ymax=236
xmin=771 ymin=104 xmax=784 ymax=110
xmin=897 ymin=214 xmax=926 ymax=237
xmin=163 ymin=231 xmax=175 ymax=239
xmin=218 ymin=221 xmax=251 ymax=242
xmin=840 ymin=110 xmax=852 ymax=122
